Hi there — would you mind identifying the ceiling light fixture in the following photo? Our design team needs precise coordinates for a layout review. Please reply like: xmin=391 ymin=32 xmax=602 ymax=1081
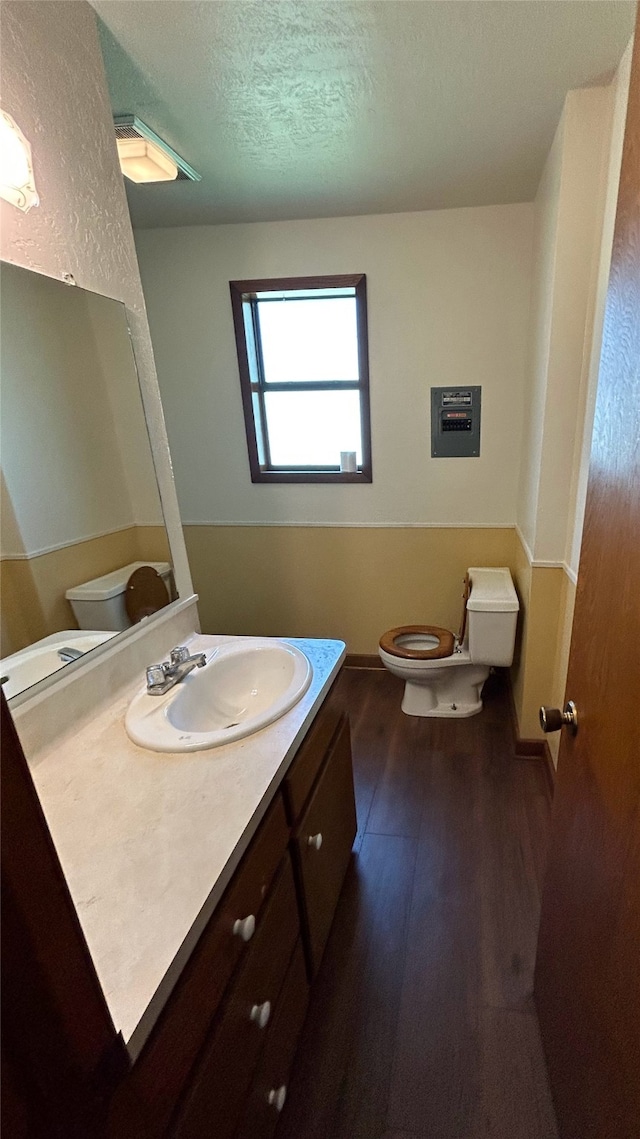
xmin=114 ymin=116 xmax=200 ymax=185
xmin=0 ymin=108 xmax=39 ymax=212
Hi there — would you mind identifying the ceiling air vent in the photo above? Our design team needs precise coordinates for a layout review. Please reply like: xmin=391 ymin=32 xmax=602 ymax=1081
xmin=114 ymin=116 xmax=200 ymax=184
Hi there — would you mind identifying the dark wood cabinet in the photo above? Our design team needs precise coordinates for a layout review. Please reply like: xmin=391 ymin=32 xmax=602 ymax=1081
xmin=172 ymin=858 xmax=300 ymax=1139
xmin=135 ymin=689 xmax=355 ymax=1137
xmin=290 ymin=716 xmax=357 ymax=977
xmin=282 ymin=680 xmax=343 ymax=823
xmin=234 ymin=942 xmax=309 ymax=1139
xmin=131 ymin=795 xmax=289 ymax=1133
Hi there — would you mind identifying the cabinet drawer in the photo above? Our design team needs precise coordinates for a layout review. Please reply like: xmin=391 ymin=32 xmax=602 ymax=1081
xmin=293 ymin=716 xmax=356 ymax=977
xmin=234 ymin=940 xmax=309 ymax=1139
xmin=133 ymin=794 xmax=289 ymax=1131
xmin=173 ymin=856 xmax=300 ymax=1139
xmin=283 ymin=674 xmax=343 ymax=823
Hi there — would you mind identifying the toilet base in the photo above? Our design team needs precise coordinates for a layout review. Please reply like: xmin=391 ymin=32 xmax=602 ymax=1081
xmin=400 ymin=669 xmax=488 ymax=719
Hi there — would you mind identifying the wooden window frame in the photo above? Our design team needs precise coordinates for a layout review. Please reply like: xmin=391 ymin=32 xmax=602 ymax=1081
xmin=229 ymin=274 xmax=372 ymax=484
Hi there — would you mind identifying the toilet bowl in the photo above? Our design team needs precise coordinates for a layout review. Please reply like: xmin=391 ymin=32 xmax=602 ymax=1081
xmin=378 ymin=567 xmax=519 ymax=718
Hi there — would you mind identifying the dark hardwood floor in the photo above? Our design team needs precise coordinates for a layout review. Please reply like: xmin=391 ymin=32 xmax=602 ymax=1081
xmin=277 ymin=668 xmax=558 ymax=1139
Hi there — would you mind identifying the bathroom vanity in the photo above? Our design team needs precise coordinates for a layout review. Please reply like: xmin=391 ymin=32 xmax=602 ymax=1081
xmin=3 ymin=633 xmax=355 ymax=1139
xmin=128 ymin=673 xmax=354 ymax=1138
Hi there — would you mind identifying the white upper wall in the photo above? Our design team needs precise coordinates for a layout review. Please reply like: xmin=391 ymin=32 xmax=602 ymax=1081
xmin=566 ymin=41 xmax=633 ymax=573
xmin=85 ymin=292 xmax=164 ymax=528
xmin=0 ymin=270 xmax=136 ymax=557
xmin=136 ymin=204 xmax=533 ymax=527
xmin=0 ymin=269 xmax=170 ymax=560
xmin=516 ymin=117 xmax=565 ymax=555
xmin=516 ymin=73 xmax=629 ymax=570
xmin=535 ymin=87 xmax=611 ymax=565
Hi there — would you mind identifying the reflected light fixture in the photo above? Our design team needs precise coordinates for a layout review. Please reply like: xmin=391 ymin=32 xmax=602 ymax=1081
xmin=114 ymin=116 xmax=201 ymax=185
xmin=117 ymin=136 xmax=178 ymax=183
xmin=0 ymin=108 xmax=39 ymax=212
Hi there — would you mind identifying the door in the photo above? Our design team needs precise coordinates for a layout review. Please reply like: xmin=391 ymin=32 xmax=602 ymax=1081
xmin=534 ymin=19 xmax=640 ymax=1139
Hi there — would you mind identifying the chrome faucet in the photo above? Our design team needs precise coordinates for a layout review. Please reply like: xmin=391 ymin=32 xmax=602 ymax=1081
xmin=58 ymin=646 xmax=84 ymax=663
xmin=146 ymin=645 xmax=207 ymax=695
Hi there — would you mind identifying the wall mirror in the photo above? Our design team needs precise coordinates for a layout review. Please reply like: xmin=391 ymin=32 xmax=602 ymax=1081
xmin=0 ymin=263 xmax=175 ymax=701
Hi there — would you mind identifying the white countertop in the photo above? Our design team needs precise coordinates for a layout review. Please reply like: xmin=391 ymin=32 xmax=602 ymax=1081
xmin=28 ymin=634 xmax=345 ymax=1056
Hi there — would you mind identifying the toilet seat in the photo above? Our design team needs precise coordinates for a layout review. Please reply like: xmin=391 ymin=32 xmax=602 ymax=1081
xmin=378 ymin=625 xmax=455 ymax=660
xmin=125 ymin=565 xmax=170 ymax=625
xmin=379 ymin=575 xmax=472 ymax=662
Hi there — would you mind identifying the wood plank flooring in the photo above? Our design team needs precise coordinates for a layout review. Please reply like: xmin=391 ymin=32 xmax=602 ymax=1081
xmin=276 ymin=669 xmax=558 ymax=1139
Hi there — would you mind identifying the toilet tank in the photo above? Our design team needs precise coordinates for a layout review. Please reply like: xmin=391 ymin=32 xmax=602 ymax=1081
xmin=65 ymin=561 xmax=172 ymax=632
xmin=466 ymin=567 xmax=519 ymax=666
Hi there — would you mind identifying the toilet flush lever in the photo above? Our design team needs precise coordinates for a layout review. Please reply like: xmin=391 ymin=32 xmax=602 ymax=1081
xmin=539 ymin=701 xmax=578 ymax=735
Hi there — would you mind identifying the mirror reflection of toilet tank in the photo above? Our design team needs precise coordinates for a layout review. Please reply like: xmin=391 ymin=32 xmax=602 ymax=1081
xmin=430 ymin=386 xmax=481 ymax=457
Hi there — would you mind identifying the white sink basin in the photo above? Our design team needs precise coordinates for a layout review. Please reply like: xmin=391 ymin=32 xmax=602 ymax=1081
xmin=125 ymin=638 xmax=313 ymax=753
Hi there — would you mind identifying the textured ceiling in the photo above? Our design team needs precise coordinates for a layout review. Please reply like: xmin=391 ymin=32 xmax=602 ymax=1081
xmin=92 ymin=0 xmax=635 ymax=228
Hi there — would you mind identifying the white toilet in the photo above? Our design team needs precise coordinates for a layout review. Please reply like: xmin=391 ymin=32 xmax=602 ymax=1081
xmin=65 ymin=561 xmax=173 ymax=631
xmin=378 ymin=566 xmax=519 ymax=718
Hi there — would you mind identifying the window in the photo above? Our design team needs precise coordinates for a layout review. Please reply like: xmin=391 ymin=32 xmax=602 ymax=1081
xmin=229 ymin=274 xmax=372 ymax=483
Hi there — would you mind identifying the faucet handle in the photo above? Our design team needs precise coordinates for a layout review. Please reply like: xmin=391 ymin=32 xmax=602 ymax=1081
xmin=146 ymin=664 xmax=167 ymax=688
xmin=169 ymin=646 xmax=190 ymax=666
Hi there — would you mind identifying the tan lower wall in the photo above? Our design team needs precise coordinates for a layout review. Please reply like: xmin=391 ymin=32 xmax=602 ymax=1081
xmin=1 ymin=525 xmax=171 ymax=656
xmin=547 ymin=571 xmax=577 ymax=763
xmin=511 ymin=529 xmax=577 ymax=752
xmin=510 ymin=534 xmax=533 ymax=726
xmin=184 ymin=525 xmax=518 ymax=655
xmin=135 ymin=525 xmax=172 ymax=567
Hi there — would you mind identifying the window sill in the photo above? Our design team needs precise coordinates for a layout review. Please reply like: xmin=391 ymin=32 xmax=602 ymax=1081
xmin=250 ymin=469 xmax=372 ymax=485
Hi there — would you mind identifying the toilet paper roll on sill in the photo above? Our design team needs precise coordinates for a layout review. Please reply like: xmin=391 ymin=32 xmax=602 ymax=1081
xmin=340 ymin=451 xmax=357 ymax=473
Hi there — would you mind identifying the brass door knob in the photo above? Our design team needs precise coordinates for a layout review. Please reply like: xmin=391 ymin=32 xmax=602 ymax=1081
xmin=539 ymin=701 xmax=578 ymax=735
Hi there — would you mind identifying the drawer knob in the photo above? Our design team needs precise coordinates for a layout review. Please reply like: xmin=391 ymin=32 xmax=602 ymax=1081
xmin=233 ymin=914 xmax=256 ymax=942
xmin=250 ymin=1000 xmax=271 ymax=1029
xmin=307 ymin=832 xmax=323 ymax=851
xmin=267 ymin=1085 xmax=287 ymax=1113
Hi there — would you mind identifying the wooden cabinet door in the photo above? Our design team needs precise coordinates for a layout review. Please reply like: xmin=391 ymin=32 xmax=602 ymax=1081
xmin=133 ymin=795 xmax=288 ymax=1133
xmin=292 ymin=717 xmax=357 ymax=977
xmin=234 ymin=941 xmax=309 ymax=1139
xmin=173 ymin=858 xmax=299 ymax=1139
xmin=282 ymin=675 xmax=343 ymax=823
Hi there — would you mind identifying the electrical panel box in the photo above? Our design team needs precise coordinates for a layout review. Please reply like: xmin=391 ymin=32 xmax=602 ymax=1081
xmin=431 ymin=386 xmax=481 ymax=457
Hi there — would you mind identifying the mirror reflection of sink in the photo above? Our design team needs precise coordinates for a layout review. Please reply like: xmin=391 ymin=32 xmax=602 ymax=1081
xmin=1 ymin=630 xmax=116 ymax=700
xmin=125 ymin=638 xmax=313 ymax=753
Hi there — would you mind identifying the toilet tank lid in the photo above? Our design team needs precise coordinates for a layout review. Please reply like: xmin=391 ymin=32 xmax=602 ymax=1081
xmin=65 ymin=562 xmax=171 ymax=602
xmin=466 ymin=567 xmax=519 ymax=612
